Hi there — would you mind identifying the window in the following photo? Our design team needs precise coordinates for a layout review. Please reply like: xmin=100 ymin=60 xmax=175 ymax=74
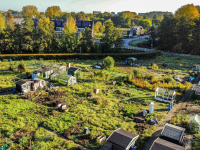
xmin=56 ymin=27 xmax=64 ymax=31
xmin=76 ymin=21 xmax=81 ymax=27
xmin=82 ymin=21 xmax=89 ymax=27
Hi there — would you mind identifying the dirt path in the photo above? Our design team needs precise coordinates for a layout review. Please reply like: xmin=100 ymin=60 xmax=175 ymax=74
xmin=40 ymin=127 xmax=90 ymax=150
xmin=142 ymin=74 xmax=200 ymax=150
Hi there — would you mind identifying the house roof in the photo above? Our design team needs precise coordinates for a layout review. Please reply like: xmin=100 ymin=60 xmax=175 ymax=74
xmin=161 ymin=123 xmax=185 ymax=143
xmin=107 ymin=128 xmax=138 ymax=149
xmin=150 ymin=138 xmax=185 ymax=150
xmin=16 ymin=79 xmax=28 ymax=86
xmin=52 ymin=64 xmax=66 ymax=69
xmin=68 ymin=67 xmax=80 ymax=72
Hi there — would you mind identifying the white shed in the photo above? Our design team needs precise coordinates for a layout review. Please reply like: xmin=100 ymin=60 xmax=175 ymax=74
xmin=189 ymin=114 xmax=200 ymax=133
xmin=196 ymin=66 xmax=200 ymax=71
xmin=155 ymin=87 xmax=176 ymax=103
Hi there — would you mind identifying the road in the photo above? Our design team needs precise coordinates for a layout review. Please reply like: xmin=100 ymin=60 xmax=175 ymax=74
xmin=142 ymin=73 xmax=200 ymax=150
xmin=123 ymin=35 xmax=150 ymax=47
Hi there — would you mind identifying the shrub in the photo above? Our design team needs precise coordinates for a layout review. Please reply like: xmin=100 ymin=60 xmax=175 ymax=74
xmin=152 ymin=63 xmax=159 ymax=70
xmin=18 ymin=60 xmax=27 ymax=73
xmin=162 ymin=76 xmax=175 ymax=83
xmin=104 ymin=56 xmax=115 ymax=69
xmin=133 ymin=69 xmax=140 ymax=78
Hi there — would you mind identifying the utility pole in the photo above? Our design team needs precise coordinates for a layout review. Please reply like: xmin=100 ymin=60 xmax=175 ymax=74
xmin=80 ymin=47 xmax=81 ymax=53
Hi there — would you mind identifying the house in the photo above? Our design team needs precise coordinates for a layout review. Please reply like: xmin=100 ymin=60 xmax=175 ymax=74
xmin=106 ymin=128 xmax=139 ymax=150
xmin=12 ymin=18 xmax=24 ymax=24
xmin=111 ymin=12 xmax=116 ymax=15
xmin=32 ymin=19 xmax=94 ymax=37
xmin=68 ymin=67 xmax=81 ymax=76
xmin=52 ymin=64 xmax=66 ymax=73
xmin=160 ymin=123 xmax=185 ymax=144
xmin=93 ymin=11 xmax=101 ymax=15
xmin=16 ymin=78 xmax=46 ymax=93
xmin=150 ymin=137 xmax=185 ymax=150
xmin=34 ymin=67 xmax=54 ymax=79
xmin=155 ymin=87 xmax=176 ymax=103
xmin=129 ymin=26 xmax=144 ymax=37
xmin=51 ymin=73 xmax=77 ymax=86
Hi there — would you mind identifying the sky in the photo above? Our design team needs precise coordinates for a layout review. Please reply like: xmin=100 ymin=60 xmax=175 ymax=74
xmin=0 ymin=0 xmax=200 ymax=14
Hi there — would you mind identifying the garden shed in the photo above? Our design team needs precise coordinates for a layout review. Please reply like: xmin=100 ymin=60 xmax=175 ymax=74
xmin=192 ymin=86 xmax=200 ymax=96
xmin=36 ymin=67 xmax=54 ymax=79
xmin=68 ymin=67 xmax=81 ymax=76
xmin=155 ymin=87 xmax=176 ymax=103
xmin=161 ymin=123 xmax=185 ymax=144
xmin=150 ymin=137 xmax=185 ymax=150
xmin=106 ymin=128 xmax=139 ymax=150
xmin=52 ymin=64 xmax=66 ymax=73
xmin=188 ymin=114 xmax=200 ymax=133
xmin=126 ymin=57 xmax=137 ymax=66
xmin=196 ymin=65 xmax=200 ymax=71
xmin=16 ymin=78 xmax=46 ymax=93
xmin=51 ymin=73 xmax=77 ymax=86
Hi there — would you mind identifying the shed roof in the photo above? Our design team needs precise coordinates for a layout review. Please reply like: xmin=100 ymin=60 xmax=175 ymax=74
xmin=150 ymin=138 xmax=185 ymax=150
xmin=107 ymin=128 xmax=138 ymax=149
xmin=37 ymin=67 xmax=53 ymax=72
xmin=16 ymin=79 xmax=28 ymax=85
xmin=68 ymin=67 xmax=80 ymax=72
xmin=161 ymin=123 xmax=185 ymax=143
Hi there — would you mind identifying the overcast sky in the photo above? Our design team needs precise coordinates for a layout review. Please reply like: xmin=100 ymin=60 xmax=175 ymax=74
xmin=0 ymin=0 xmax=200 ymax=14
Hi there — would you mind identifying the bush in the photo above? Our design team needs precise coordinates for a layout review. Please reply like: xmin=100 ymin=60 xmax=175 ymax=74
xmin=152 ymin=63 xmax=159 ymax=70
xmin=133 ymin=69 xmax=140 ymax=77
xmin=162 ymin=76 xmax=175 ymax=83
xmin=104 ymin=56 xmax=115 ymax=69
xmin=18 ymin=60 xmax=27 ymax=73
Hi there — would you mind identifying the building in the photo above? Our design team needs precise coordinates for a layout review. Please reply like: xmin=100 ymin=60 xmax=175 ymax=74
xmin=16 ymin=78 xmax=46 ymax=93
xmin=150 ymin=124 xmax=185 ymax=150
xmin=161 ymin=123 xmax=185 ymax=144
xmin=106 ymin=128 xmax=139 ymax=150
xmin=32 ymin=19 xmax=94 ymax=37
xmin=111 ymin=12 xmax=116 ymax=15
xmin=129 ymin=26 xmax=144 ymax=37
xmin=12 ymin=18 xmax=24 ymax=24
xmin=32 ymin=67 xmax=54 ymax=79
xmin=138 ymin=13 xmax=145 ymax=16
xmin=93 ymin=11 xmax=101 ymax=15
xmin=155 ymin=87 xmax=176 ymax=103
xmin=68 ymin=67 xmax=82 ymax=76
xmin=150 ymin=137 xmax=185 ymax=150
xmin=51 ymin=73 xmax=77 ymax=86
xmin=52 ymin=64 xmax=66 ymax=73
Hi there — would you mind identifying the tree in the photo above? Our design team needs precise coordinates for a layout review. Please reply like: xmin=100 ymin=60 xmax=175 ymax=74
xmin=37 ymin=16 xmax=56 ymax=53
xmin=62 ymin=16 xmax=78 ymax=52
xmin=112 ymin=29 xmax=124 ymax=47
xmin=18 ymin=60 xmax=27 ymax=73
xmin=175 ymin=4 xmax=200 ymax=21
xmin=62 ymin=13 xmax=71 ymax=20
xmin=0 ymin=13 xmax=6 ymax=33
xmin=94 ymin=21 xmax=102 ymax=33
xmin=22 ymin=5 xmax=39 ymax=18
xmin=138 ymin=19 xmax=152 ymax=29
xmin=143 ymin=15 xmax=147 ymax=19
xmin=153 ymin=14 xmax=159 ymax=20
xmin=76 ymin=13 xmax=83 ymax=21
xmin=104 ymin=56 xmax=115 ymax=69
xmin=45 ymin=6 xmax=61 ymax=19
xmin=79 ymin=27 xmax=94 ymax=53
xmin=149 ymin=24 xmax=157 ymax=47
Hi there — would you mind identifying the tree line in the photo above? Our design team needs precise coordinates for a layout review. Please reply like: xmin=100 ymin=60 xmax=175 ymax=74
xmin=158 ymin=4 xmax=200 ymax=55
xmin=0 ymin=12 xmax=124 ymax=54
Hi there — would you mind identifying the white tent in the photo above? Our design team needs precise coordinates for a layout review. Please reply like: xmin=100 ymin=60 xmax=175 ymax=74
xmin=155 ymin=87 xmax=176 ymax=103
xmin=189 ymin=114 xmax=200 ymax=133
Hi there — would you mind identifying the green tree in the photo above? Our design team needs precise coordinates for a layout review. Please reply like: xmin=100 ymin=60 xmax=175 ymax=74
xmin=22 ymin=5 xmax=40 ymax=18
xmin=94 ymin=21 xmax=102 ymax=33
xmin=18 ymin=60 xmax=27 ymax=73
xmin=37 ymin=16 xmax=56 ymax=53
xmin=143 ymin=15 xmax=147 ymax=19
xmin=149 ymin=24 xmax=157 ymax=47
xmin=104 ymin=56 xmax=115 ymax=69
xmin=138 ymin=19 xmax=152 ymax=29
xmin=45 ymin=6 xmax=61 ymax=19
xmin=79 ymin=27 xmax=94 ymax=52
xmin=0 ymin=13 xmax=6 ymax=33
xmin=62 ymin=16 xmax=78 ymax=52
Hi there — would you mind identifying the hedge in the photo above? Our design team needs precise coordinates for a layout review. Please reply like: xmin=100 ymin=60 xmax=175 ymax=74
xmin=0 ymin=51 xmax=161 ymax=60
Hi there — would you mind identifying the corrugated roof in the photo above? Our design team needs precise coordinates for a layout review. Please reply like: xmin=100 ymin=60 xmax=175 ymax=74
xmin=150 ymin=138 xmax=185 ymax=150
xmin=16 ymin=79 xmax=28 ymax=85
xmin=68 ymin=67 xmax=80 ymax=72
xmin=107 ymin=128 xmax=138 ymax=149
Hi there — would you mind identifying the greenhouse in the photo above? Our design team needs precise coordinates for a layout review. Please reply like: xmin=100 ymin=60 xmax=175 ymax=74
xmin=155 ymin=87 xmax=176 ymax=103
xmin=51 ymin=73 xmax=77 ymax=86
xmin=189 ymin=115 xmax=200 ymax=133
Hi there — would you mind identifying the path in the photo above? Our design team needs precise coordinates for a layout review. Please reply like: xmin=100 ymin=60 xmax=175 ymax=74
xmin=142 ymin=73 xmax=200 ymax=150
xmin=40 ymin=127 xmax=90 ymax=150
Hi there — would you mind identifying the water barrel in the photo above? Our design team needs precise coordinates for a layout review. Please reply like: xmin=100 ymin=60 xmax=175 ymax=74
xmin=130 ymin=146 xmax=137 ymax=150
xmin=9 ymin=59 xmax=12 ymax=62
xmin=168 ymin=105 xmax=171 ymax=110
xmin=132 ymin=63 xmax=134 ymax=66
xmin=13 ymin=88 xmax=16 ymax=93
xmin=149 ymin=102 xmax=154 ymax=114
xmin=126 ymin=62 xmax=128 ymax=65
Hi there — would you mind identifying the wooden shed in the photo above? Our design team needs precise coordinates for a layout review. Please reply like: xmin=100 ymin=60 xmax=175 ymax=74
xmin=68 ymin=67 xmax=81 ymax=76
xmin=36 ymin=67 xmax=54 ymax=79
xmin=52 ymin=64 xmax=66 ymax=73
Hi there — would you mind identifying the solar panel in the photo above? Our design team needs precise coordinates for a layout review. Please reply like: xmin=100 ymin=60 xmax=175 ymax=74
xmin=76 ymin=21 xmax=81 ymax=27
xmin=82 ymin=21 xmax=89 ymax=27
xmin=62 ymin=21 xmax=66 ymax=26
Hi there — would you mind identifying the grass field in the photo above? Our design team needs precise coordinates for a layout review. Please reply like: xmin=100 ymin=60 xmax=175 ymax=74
xmin=0 ymin=53 xmax=199 ymax=149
